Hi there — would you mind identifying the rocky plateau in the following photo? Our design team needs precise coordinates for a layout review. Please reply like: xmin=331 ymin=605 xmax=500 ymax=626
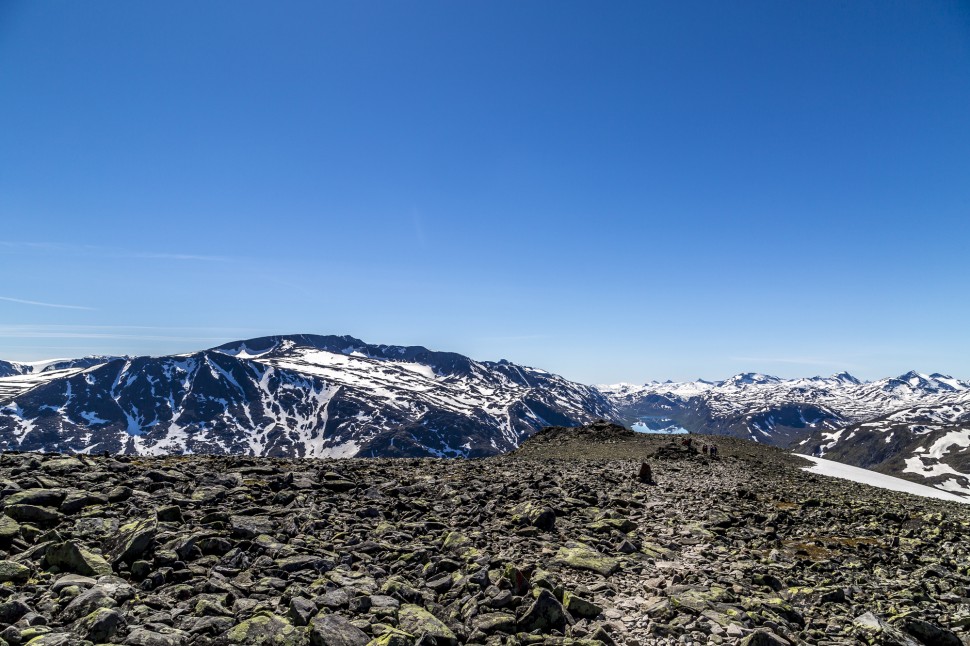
xmin=0 ymin=421 xmax=965 ymax=646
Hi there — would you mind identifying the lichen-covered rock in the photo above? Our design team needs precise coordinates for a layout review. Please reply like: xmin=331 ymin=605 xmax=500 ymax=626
xmin=23 ymin=633 xmax=82 ymax=646
xmin=0 ymin=514 xmax=20 ymax=540
xmin=309 ymin=614 xmax=369 ymax=646
xmin=59 ymin=491 xmax=107 ymax=514
xmin=396 ymin=605 xmax=456 ymax=645
xmin=898 ymin=618 xmax=962 ymax=646
xmin=123 ymin=627 xmax=189 ymax=646
xmin=0 ymin=598 xmax=31 ymax=624
xmin=74 ymin=607 xmax=125 ymax=642
xmin=509 ymin=501 xmax=556 ymax=531
xmin=45 ymin=541 xmax=112 ymax=576
xmin=230 ymin=515 xmax=275 ymax=539
xmin=4 ymin=504 xmax=62 ymax=526
xmin=3 ymin=488 xmax=68 ymax=508
xmin=59 ymin=586 xmax=115 ymax=623
xmin=0 ymin=560 xmax=30 ymax=582
xmin=287 ymin=597 xmax=317 ymax=627
xmin=585 ymin=517 xmax=636 ymax=533
xmin=105 ymin=518 xmax=156 ymax=564
xmin=739 ymin=629 xmax=793 ymax=646
xmin=364 ymin=629 xmax=413 ymax=646
xmin=562 ymin=591 xmax=601 ymax=619
xmin=516 ymin=588 xmax=567 ymax=634
xmin=554 ymin=543 xmax=619 ymax=576
xmin=277 ymin=554 xmax=328 ymax=573
xmin=227 ymin=612 xmax=307 ymax=646
xmin=473 ymin=612 xmax=515 ymax=634
xmin=852 ymin=612 xmax=922 ymax=646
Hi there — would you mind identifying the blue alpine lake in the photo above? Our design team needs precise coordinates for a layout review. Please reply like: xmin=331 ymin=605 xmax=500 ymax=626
xmin=631 ymin=416 xmax=689 ymax=435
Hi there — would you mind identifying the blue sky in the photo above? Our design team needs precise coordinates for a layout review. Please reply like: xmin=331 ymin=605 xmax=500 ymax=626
xmin=1 ymin=1 xmax=969 ymax=384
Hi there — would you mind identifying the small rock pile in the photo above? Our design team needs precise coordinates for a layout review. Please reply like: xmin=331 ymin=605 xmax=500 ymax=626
xmin=0 ymin=424 xmax=965 ymax=646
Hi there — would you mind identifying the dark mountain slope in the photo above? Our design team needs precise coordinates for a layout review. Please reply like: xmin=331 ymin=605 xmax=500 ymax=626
xmin=0 ymin=335 xmax=619 ymax=457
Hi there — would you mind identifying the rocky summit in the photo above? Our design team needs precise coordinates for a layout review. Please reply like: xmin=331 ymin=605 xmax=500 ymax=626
xmin=0 ymin=421 xmax=966 ymax=646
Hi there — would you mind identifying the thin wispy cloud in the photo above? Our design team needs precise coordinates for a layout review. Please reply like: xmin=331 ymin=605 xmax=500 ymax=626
xmin=0 ymin=241 xmax=231 ymax=262
xmin=0 ymin=332 xmax=230 ymax=341
xmin=0 ymin=241 xmax=66 ymax=251
xmin=17 ymin=325 xmax=261 ymax=331
xmin=0 ymin=296 xmax=95 ymax=311
xmin=0 ymin=325 xmax=270 ymax=361
xmin=0 ymin=324 xmax=261 ymax=342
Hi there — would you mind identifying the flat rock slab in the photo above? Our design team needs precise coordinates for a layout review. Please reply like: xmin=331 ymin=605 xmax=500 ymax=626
xmin=310 ymin=613 xmax=370 ymax=646
xmin=554 ymin=543 xmax=620 ymax=576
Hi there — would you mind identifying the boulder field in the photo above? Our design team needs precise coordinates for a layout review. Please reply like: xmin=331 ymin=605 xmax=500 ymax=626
xmin=0 ymin=421 xmax=965 ymax=646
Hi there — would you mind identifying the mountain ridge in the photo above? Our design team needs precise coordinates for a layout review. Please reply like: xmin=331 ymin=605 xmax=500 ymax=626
xmin=0 ymin=334 xmax=618 ymax=459
xmin=1 ymin=337 xmax=968 ymax=497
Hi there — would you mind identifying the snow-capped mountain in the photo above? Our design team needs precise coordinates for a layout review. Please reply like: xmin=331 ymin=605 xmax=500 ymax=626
xmin=0 ymin=335 xmax=618 ymax=458
xmin=0 ymin=356 xmax=116 ymax=378
xmin=3 ymin=344 xmax=966 ymax=496
xmin=600 ymin=371 xmax=970 ymax=442
xmin=600 ymin=371 xmax=970 ymax=497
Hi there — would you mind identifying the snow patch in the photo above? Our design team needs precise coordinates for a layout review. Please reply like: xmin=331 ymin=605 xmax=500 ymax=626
xmin=325 ymin=439 xmax=360 ymax=458
xmin=925 ymin=429 xmax=970 ymax=460
xmin=802 ymin=455 xmax=969 ymax=504
xmin=903 ymin=456 xmax=967 ymax=480
xmin=79 ymin=411 xmax=109 ymax=425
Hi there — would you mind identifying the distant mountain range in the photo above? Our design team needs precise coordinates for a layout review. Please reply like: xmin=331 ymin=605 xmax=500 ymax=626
xmin=599 ymin=371 xmax=970 ymax=498
xmin=0 ymin=334 xmax=616 ymax=459
xmin=0 ymin=337 xmax=967 ymax=497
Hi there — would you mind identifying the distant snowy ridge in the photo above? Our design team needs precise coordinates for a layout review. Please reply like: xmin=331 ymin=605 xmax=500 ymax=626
xmin=600 ymin=371 xmax=967 ymax=429
xmin=0 ymin=334 xmax=618 ymax=458
xmin=600 ymin=371 xmax=970 ymax=498
xmin=0 ymin=356 xmax=120 ymax=401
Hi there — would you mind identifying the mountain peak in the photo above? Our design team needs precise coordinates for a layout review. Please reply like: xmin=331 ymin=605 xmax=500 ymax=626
xmin=897 ymin=370 xmax=924 ymax=380
xmin=724 ymin=373 xmax=780 ymax=386
xmin=831 ymin=371 xmax=861 ymax=385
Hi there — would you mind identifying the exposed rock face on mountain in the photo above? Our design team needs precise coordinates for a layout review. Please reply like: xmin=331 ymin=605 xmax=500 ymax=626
xmin=0 ymin=361 xmax=20 ymax=379
xmin=0 ymin=423 xmax=966 ymax=645
xmin=0 ymin=335 xmax=617 ymax=458
xmin=601 ymin=372 xmax=970 ymax=498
